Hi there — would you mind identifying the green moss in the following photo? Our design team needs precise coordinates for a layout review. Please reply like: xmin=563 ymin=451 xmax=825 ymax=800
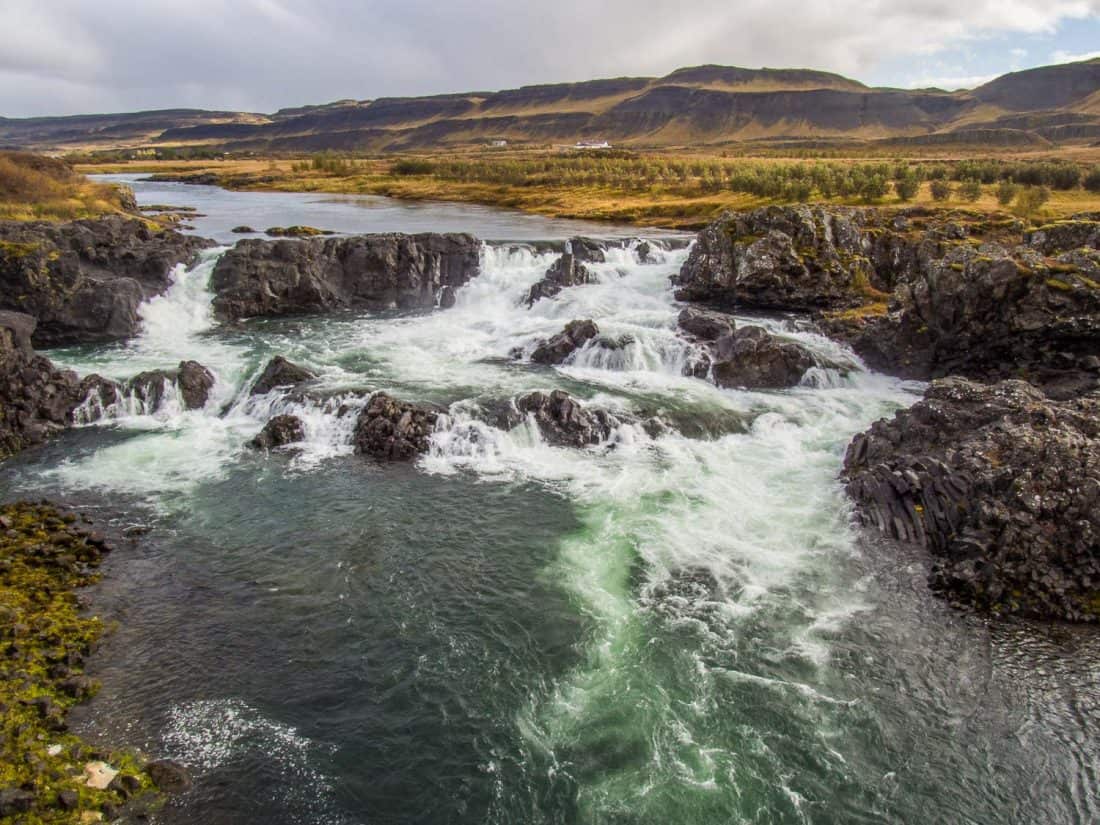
xmin=1045 ymin=278 xmax=1074 ymax=291
xmin=949 ymin=263 xmax=965 ymax=272
xmin=0 ymin=502 xmax=161 ymax=823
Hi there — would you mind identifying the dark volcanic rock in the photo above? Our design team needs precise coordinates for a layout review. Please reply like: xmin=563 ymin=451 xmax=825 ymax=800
xmin=0 ymin=216 xmax=212 ymax=346
xmin=145 ymin=759 xmax=193 ymax=794
xmin=505 ymin=389 xmax=618 ymax=447
xmin=0 ymin=312 xmax=84 ymax=457
xmin=1025 ymin=219 xmax=1100 ymax=255
xmin=843 ymin=377 xmax=1100 ymax=622
xmin=209 ymin=232 xmax=480 ymax=320
xmin=250 ymin=356 xmax=316 ymax=395
xmin=821 ymin=240 xmax=1100 ymax=384
xmin=677 ymin=207 xmax=1100 ymax=386
xmin=353 ymin=392 xmax=441 ymax=460
xmin=531 ymin=319 xmax=600 ymax=365
xmin=711 ymin=326 xmax=816 ymax=390
xmin=525 ymin=237 xmax=605 ymax=305
xmin=127 ymin=361 xmax=214 ymax=412
xmin=677 ymin=306 xmax=735 ymax=340
xmin=231 ymin=225 xmax=255 ymax=234
xmin=673 ymin=206 xmax=876 ymax=311
xmin=249 ymin=414 xmax=306 ymax=449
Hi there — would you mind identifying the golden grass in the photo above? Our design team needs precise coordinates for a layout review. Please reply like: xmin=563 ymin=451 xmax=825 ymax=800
xmin=75 ymin=153 xmax=1100 ymax=229
xmin=0 ymin=152 xmax=131 ymax=222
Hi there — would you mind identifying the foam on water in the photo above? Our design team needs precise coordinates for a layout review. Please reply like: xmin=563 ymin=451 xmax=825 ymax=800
xmin=34 ymin=231 xmax=935 ymax=821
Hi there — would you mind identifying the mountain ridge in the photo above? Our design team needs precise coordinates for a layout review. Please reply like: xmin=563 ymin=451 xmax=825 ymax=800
xmin=2 ymin=59 xmax=1098 ymax=153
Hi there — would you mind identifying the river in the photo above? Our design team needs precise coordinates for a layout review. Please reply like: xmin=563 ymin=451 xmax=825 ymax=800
xmin=0 ymin=176 xmax=1096 ymax=825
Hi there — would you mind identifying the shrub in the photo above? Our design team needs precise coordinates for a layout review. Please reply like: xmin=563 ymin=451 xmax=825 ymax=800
xmin=1084 ymin=166 xmax=1100 ymax=194
xmin=1014 ymin=185 xmax=1051 ymax=217
xmin=894 ymin=172 xmax=919 ymax=201
xmin=391 ymin=159 xmax=436 ymax=176
xmin=930 ymin=180 xmax=953 ymax=202
xmin=958 ymin=179 xmax=982 ymax=202
xmin=996 ymin=180 xmax=1019 ymax=207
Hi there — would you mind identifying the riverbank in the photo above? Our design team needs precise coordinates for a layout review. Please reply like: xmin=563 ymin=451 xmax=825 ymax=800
xmin=77 ymin=154 xmax=1100 ymax=230
xmin=0 ymin=500 xmax=171 ymax=822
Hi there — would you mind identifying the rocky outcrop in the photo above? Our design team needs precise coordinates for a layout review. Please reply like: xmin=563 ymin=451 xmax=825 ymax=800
xmin=711 ymin=326 xmax=817 ymax=390
xmin=248 ymin=415 xmax=306 ymax=450
xmin=530 ymin=319 xmax=599 ymax=365
xmin=0 ymin=217 xmax=212 ymax=346
xmin=503 ymin=390 xmax=618 ymax=447
xmin=353 ymin=392 xmax=441 ymax=460
xmin=673 ymin=206 xmax=879 ymax=311
xmin=209 ymin=233 xmax=480 ymax=320
xmin=0 ymin=312 xmax=83 ymax=457
xmin=821 ymin=239 xmax=1100 ymax=385
xmin=525 ymin=238 xmax=606 ymax=305
xmin=843 ymin=377 xmax=1100 ymax=622
xmin=249 ymin=356 xmax=316 ymax=395
xmin=677 ymin=207 xmax=1100 ymax=387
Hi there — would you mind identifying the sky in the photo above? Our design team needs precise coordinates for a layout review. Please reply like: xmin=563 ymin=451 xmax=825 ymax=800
xmin=0 ymin=0 xmax=1098 ymax=117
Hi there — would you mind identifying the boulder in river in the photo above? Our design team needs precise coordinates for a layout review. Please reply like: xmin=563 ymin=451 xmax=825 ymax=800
xmin=265 ymin=226 xmax=335 ymax=238
xmin=677 ymin=307 xmax=735 ymax=341
xmin=843 ymin=377 xmax=1100 ymax=622
xmin=145 ymin=759 xmax=193 ymax=794
xmin=0 ymin=216 xmax=213 ymax=346
xmin=210 ymin=233 xmax=481 ymax=320
xmin=127 ymin=361 xmax=215 ymax=412
xmin=531 ymin=319 xmax=599 ymax=365
xmin=711 ymin=326 xmax=817 ymax=390
xmin=248 ymin=414 xmax=306 ymax=450
xmin=525 ymin=237 xmax=606 ymax=305
xmin=250 ymin=356 xmax=316 ymax=396
xmin=505 ymin=389 xmax=618 ymax=448
xmin=353 ymin=392 xmax=441 ymax=460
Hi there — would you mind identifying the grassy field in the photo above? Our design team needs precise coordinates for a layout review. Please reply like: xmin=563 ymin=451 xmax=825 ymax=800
xmin=77 ymin=147 xmax=1100 ymax=229
xmin=0 ymin=152 xmax=134 ymax=222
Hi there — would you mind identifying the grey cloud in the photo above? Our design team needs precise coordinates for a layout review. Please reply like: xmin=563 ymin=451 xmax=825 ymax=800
xmin=0 ymin=0 xmax=1097 ymax=116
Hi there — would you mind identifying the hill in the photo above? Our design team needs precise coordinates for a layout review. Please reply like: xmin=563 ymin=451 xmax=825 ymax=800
xmin=2 ymin=60 xmax=1099 ymax=153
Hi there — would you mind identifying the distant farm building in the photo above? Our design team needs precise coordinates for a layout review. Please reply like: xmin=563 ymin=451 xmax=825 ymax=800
xmin=574 ymin=140 xmax=611 ymax=149
xmin=490 ymin=139 xmax=508 ymax=147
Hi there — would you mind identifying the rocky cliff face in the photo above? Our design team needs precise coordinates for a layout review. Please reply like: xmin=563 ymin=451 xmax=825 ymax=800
xmin=679 ymin=206 xmax=1100 ymax=388
xmin=209 ymin=233 xmax=481 ymax=320
xmin=843 ymin=378 xmax=1100 ymax=622
xmin=0 ymin=217 xmax=212 ymax=347
xmin=0 ymin=312 xmax=83 ymax=457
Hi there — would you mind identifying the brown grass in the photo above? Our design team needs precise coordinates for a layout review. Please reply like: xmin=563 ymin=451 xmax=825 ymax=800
xmin=0 ymin=152 xmax=131 ymax=222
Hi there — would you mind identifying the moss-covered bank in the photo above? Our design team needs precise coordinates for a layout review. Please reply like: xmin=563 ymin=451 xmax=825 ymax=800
xmin=0 ymin=501 xmax=171 ymax=823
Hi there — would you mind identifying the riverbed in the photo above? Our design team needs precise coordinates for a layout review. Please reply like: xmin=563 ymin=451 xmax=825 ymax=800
xmin=0 ymin=177 xmax=1096 ymax=825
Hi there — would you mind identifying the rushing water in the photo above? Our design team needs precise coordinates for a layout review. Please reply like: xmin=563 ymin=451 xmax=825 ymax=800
xmin=1 ymin=186 xmax=1097 ymax=825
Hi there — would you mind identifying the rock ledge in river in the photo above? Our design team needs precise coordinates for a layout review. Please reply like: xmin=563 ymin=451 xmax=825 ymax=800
xmin=843 ymin=377 xmax=1100 ymax=622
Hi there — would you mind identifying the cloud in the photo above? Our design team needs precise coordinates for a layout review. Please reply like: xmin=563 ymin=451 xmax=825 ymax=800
xmin=0 ymin=0 xmax=1098 ymax=116
xmin=905 ymin=73 xmax=1002 ymax=90
xmin=1051 ymin=48 xmax=1100 ymax=63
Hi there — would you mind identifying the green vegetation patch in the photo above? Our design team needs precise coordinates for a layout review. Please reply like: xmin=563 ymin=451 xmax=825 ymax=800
xmin=0 ymin=502 xmax=159 ymax=823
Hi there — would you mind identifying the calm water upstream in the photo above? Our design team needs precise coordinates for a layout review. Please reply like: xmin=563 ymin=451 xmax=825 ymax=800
xmin=0 ymin=179 xmax=1096 ymax=825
